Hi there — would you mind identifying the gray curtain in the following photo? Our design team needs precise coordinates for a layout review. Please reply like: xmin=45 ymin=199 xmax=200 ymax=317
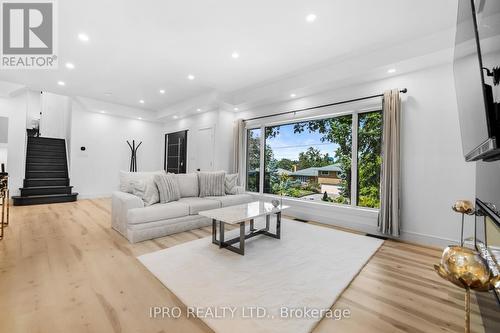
xmin=378 ymin=89 xmax=401 ymax=236
xmin=232 ymin=119 xmax=245 ymax=182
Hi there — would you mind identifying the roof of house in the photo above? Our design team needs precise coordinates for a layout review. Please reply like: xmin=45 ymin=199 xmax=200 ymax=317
xmin=289 ymin=164 xmax=341 ymax=177
xmin=276 ymin=168 xmax=291 ymax=175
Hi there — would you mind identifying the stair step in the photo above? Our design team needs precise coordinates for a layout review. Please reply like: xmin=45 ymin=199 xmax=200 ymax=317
xmin=12 ymin=193 xmax=78 ymax=206
xmin=26 ymin=162 xmax=66 ymax=171
xmin=27 ymin=150 xmax=66 ymax=158
xmin=27 ymin=137 xmax=66 ymax=146
xmin=20 ymin=186 xmax=73 ymax=196
xmin=28 ymin=145 xmax=66 ymax=152
xmin=24 ymin=178 xmax=70 ymax=187
xmin=27 ymin=170 xmax=68 ymax=178
xmin=26 ymin=156 xmax=67 ymax=164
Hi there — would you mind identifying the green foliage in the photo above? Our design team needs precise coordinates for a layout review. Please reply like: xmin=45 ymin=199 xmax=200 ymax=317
xmin=246 ymin=129 xmax=261 ymax=192
xmin=297 ymin=147 xmax=333 ymax=170
xmin=276 ymin=158 xmax=296 ymax=171
xmin=357 ymin=112 xmax=382 ymax=208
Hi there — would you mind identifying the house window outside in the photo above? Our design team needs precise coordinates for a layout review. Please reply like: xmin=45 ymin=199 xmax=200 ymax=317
xmin=245 ymin=109 xmax=383 ymax=209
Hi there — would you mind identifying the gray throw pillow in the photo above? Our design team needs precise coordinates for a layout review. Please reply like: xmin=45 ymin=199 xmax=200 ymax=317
xmin=131 ymin=178 xmax=160 ymax=206
xmin=225 ymin=173 xmax=238 ymax=195
xmin=154 ymin=173 xmax=181 ymax=203
xmin=198 ymin=171 xmax=226 ymax=197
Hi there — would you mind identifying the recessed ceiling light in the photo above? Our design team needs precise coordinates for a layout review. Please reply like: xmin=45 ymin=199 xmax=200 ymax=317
xmin=78 ymin=33 xmax=89 ymax=42
xmin=196 ymin=108 xmax=202 ymax=112
xmin=187 ymin=74 xmax=195 ymax=80
xmin=231 ymin=51 xmax=240 ymax=59
xmin=159 ymin=89 xmax=165 ymax=94
xmin=387 ymin=68 xmax=396 ymax=74
xmin=306 ymin=13 xmax=317 ymax=22
xmin=290 ymin=93 xmax=296 ymax=98
xmin=233 ymin=107 xmax=239 ymax=111
xmin=137 ymin=117 xmax=142 ymax=120
xmin=139 ymin=99 xmax=145 ymax=104
xmin=173 ymin=115 xmax=179 ymax=119
xmin=65 ymin=62 xmax=75 ymax=69
xmin=57 ymin=81 xmax=65 ymax=86
xmin=100 ymin=110 xmax=106 ymax=114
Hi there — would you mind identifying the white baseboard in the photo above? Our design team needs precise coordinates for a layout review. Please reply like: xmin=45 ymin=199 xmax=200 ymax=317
xmin=248 ymin=192 xmax=454 ymax=249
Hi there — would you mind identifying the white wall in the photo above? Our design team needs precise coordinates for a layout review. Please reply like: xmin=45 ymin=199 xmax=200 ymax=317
xmin=40 ymin=92 xmax=72 ymax=139
xmin=70 ymin=105 xmax=164 ymax=198
xmin=165 ymin=63 xmax=475 ymax=247
xmin=0 ymin=91 xmax=29 ymax=195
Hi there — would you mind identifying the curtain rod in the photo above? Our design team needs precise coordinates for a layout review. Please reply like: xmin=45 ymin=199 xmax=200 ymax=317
xmin=243 ymin=88 xmax=408 ymax=122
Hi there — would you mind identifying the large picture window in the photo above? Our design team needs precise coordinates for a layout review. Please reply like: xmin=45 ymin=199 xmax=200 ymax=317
xmin=246 ymin=110 xmax=383 ymax=209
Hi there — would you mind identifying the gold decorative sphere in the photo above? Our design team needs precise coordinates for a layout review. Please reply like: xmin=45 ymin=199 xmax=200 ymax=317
xmin=452 ymin=200 xmax=475 ymax=215
xmin=434 ymin=246 xmax=491 ymax=291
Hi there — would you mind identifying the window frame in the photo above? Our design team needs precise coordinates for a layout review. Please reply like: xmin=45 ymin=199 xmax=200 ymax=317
xmin=243 ymin=106 xmax=382 ymax=210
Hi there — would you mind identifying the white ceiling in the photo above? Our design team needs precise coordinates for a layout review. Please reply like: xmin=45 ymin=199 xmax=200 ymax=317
xmin=0 ymin=0 xmax=458 ymax=114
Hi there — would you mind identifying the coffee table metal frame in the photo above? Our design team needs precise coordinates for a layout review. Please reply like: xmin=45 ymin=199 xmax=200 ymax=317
xmin=211 ymin=212 xmax=281 ymax=255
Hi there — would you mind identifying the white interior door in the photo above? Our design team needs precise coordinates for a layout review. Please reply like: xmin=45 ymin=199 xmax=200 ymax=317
xmin=195 ymin=127 xmax=214 ymax=171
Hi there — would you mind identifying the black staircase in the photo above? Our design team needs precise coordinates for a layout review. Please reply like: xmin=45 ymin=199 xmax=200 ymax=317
xmin=12 ymin=136 xmax=78 ymax=206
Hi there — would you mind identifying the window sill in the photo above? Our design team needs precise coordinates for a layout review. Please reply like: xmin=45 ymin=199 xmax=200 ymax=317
xmin=246 ymin=191 xmax=379 ymax=215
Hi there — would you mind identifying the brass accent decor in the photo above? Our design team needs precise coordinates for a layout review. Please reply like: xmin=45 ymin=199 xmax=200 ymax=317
xmin=452 ymin=200 xmax=475 ymax=246
xmin=434 ymin=246 xmax=493 ymax=333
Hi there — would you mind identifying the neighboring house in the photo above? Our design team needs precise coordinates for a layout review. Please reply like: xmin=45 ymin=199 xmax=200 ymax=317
xmin=289 ymin=164 xmax=342 ymax=185
xmin=276 ymin=168 xmax=291 ymax=176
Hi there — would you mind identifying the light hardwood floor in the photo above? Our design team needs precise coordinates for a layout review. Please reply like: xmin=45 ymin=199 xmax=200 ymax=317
xmin=0 ymin=198 xmax=498 ymax=333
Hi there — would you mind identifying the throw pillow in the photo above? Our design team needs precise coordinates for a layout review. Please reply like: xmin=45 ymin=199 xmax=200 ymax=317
xmin=131 ymin=178 xmax=160 ymax=206
xmin=198 ymin=171 xmax=226 ymax=197
xmin=154 ymin=173 xmax=181 ymax=203
xmin=225 ymin=173 xmax=238 ymax=194
xmin=119 ymin=170 xmax=165 ymax=193
xmin=174 ymin=173 xmax=199 ymax=197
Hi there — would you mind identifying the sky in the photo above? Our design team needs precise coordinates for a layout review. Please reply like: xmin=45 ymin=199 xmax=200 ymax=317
xmin=266 ymin=123 xmax=338 ymax=161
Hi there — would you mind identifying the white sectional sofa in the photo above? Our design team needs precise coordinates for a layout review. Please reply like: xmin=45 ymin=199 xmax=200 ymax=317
xmin=111 ymin=172 xmax=253 ymax=243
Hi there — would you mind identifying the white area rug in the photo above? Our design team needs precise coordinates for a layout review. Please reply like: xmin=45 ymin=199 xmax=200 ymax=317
xmin=138 ymin=219 xmax=383 ymax=333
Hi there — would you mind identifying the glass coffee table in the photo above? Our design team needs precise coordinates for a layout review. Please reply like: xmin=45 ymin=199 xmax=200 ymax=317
xmin=199 ymin=201 xmax=289 ymax=255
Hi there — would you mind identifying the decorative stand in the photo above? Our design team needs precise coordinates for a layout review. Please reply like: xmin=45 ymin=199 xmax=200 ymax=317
xmin=452 ymin=200 xmax=475 ymax=246
xmin=434 ymin=246 xmax=492 ymax=333
xmin=126 ymin=140 xmax=142 ymax=172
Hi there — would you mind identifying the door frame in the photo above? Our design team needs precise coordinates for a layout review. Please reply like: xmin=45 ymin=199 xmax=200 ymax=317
xmin=164 ymin=130 xmax=188 ymax=173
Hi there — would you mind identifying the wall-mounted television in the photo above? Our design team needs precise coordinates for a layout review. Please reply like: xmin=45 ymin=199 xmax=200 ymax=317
xmin=454 ymin=0 xmax=500 ymax=162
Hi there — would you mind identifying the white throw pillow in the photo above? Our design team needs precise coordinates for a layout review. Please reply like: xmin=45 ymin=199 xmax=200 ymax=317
xmin=198 ymin=171 xmax=226 ymax=197
xmin=175 ymin=173 xmax=199 ymax=197
xmin=131 ymin=178 xmax=160 ymax=206
xmin=119 ymin=170 xmax=165 ymax=193
xmin=154 ymin=173 xmax=181 ymax=203
xmin=225 ymin=173 xmax=238 ymax=195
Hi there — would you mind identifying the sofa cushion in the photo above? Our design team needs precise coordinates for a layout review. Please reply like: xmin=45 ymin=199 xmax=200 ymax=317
xmin=130 ymin=178 xmax=159 ymax=206
xmin=198 ymin=171 xmax=226 ymax=197
xmin=205 ymin=194 xmax=254 ymax=207
xmin=178 ymin=197 xmax=221 ymax=215
xmin=175 ymin=173 xmax=199 ymax=197
xmin=119 ymin=170 xmax=165 ymax=193
xmin=128 ymin=201 xmax=189 ymax=224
